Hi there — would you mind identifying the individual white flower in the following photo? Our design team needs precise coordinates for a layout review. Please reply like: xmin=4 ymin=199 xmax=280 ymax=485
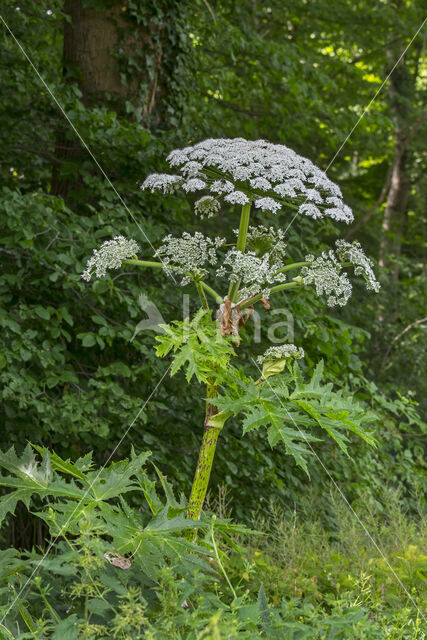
xmin=301 ymin=251 xmax=352 ymax=306
xmin=232 ymin=166 xmax=252 ymax=181
xmin=248 ymin=162 xmax=265 ymax=177
xmin=181 ymin=161 xmax=203 ymax=177
xmin=284 ymin=178 xmax=306 ymax=193
xmin=82 ymin=236 xmax=139 ymax=281
xmin=141 ymin=173 xmax=183 ymax=194
xmin=335 ymin=239 xmax=380 ymax=292
xmin=304 ymin=189 xmax=323 ymax=204
xmin=254 ymin=197 xmax=282 ymax=214
xmin=325 ymin=196 xmax=343 ymax=207
xmin=154 ymin=232 xmax=225 ymax=285
xmin=224 ymin=191 xmax=250 ymax=205
xmin=267 ymin=165 xmax=287 ymax=181
xmin=194 ymin=195 xmax=221 ymax=219
xmin=167 ymin=149 xmax=191 ymax=166
xmin=324 ymin=207 xmax=354 ymax=223
xmin=257 ymin=344 xmax=304 ymax=364
xmin=287 ymin=168 xmax=306 ymax=181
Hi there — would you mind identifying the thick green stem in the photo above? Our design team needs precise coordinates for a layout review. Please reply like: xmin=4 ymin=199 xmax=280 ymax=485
xmin=125 ymin=259 xmax=222 ymax=304
xmin=195 ymin=282 xmax=209 ymax=310
xmin=239 ymin=281 xmax=302 ymax=309
xmin=228 ymin=200 xmax=251 ymax=302
xmin=124 ymin=259 xmax=164 ymax=268
xmin=187 ymin=384 xmax=221 ymax=522
xmin=199 ymin=280 xmax=223 ymax=304
xmin=275 ymin=261 xmax=310 ymax=275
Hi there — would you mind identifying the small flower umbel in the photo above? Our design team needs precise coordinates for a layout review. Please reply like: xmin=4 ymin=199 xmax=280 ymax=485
xmin=81 ymin=137 xmax=381 ymax=529
xmin=154 ymin=232 xmax=225 ymax=286
xmin=82 ymin=236 xmax=139 ymax=281
xmin=257 ymin=344 xmax=305 ymax=381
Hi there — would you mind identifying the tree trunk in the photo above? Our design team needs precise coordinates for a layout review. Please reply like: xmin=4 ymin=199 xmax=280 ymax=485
xmin=51 ymin=0 xmax=183 ymax=198
xmin=379 ymin=139 xmax=410 ymax=283
xmin=378 ymin=8 xmax=418 ymax=283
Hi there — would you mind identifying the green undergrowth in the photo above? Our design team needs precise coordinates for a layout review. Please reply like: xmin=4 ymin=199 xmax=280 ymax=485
xmin=0 ymin=446 xmax=425 ymax=639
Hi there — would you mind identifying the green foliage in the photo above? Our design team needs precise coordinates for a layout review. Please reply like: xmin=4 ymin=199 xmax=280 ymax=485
xmin=0 ymin=477 xmax=424 ymax=638
xmin=155 ymin=309 xmax=236 ymax=383
xmin=0 ymin=445 xmax=255 ymax=585
xmin=210 ymin=360 xmax=376 ymax=474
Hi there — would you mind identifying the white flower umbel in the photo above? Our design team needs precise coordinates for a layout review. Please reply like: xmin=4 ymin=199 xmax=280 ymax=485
xmin=141 ymin=138 xmax=354 ymax=223
xmin=82 ymin=236 xmax=139 ymax=281
xmin=254 ymin=197 xmax=282 ymax=214
xmin=141 ymin=173 xmax=183 ymax=194
xmin=257 ymin=344 xmax=305 ymax=364
xmin=217 ymin=248 xmax=287 ymax=300
xmin=194 ymin=195 xmax=221 ymax=219
xmin=301 ymin=251 xmax=352 ymax=307
xmin=224 ymin=190 xmax=250 ymax=205
xmin=155 ymin=232 xmax=225 ymax=285
xmin=336 ymin=240 xmax=381 ymax=292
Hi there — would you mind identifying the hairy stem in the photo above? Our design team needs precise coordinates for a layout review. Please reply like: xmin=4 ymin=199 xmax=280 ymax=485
xmin=228 ymin=200 xmax=251 ymax=302
xmin=187 ymin=384 xmax=221 ymax=524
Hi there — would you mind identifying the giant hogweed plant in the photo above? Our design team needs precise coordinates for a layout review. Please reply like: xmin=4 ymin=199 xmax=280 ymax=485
xmin=82 ymin=138 xmax=380 ymax=525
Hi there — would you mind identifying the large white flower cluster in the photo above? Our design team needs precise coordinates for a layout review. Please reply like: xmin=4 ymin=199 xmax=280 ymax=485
xmin=216 ymin=248 xmax=287 ymax=300
xmin=154 ymin=232 xmax=225 ymax=285
xmin=301 ymin=251 xmax=352 ymax=307
xmin=336 ymin=239 xmax=381 ymax=292
xmin=141 ymin=138 xmax=354 ymax=223
xmin=257 ymin=344 xmax=305 ymax=364
xmin=82 ymin=236 xmax=139 ymax=281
